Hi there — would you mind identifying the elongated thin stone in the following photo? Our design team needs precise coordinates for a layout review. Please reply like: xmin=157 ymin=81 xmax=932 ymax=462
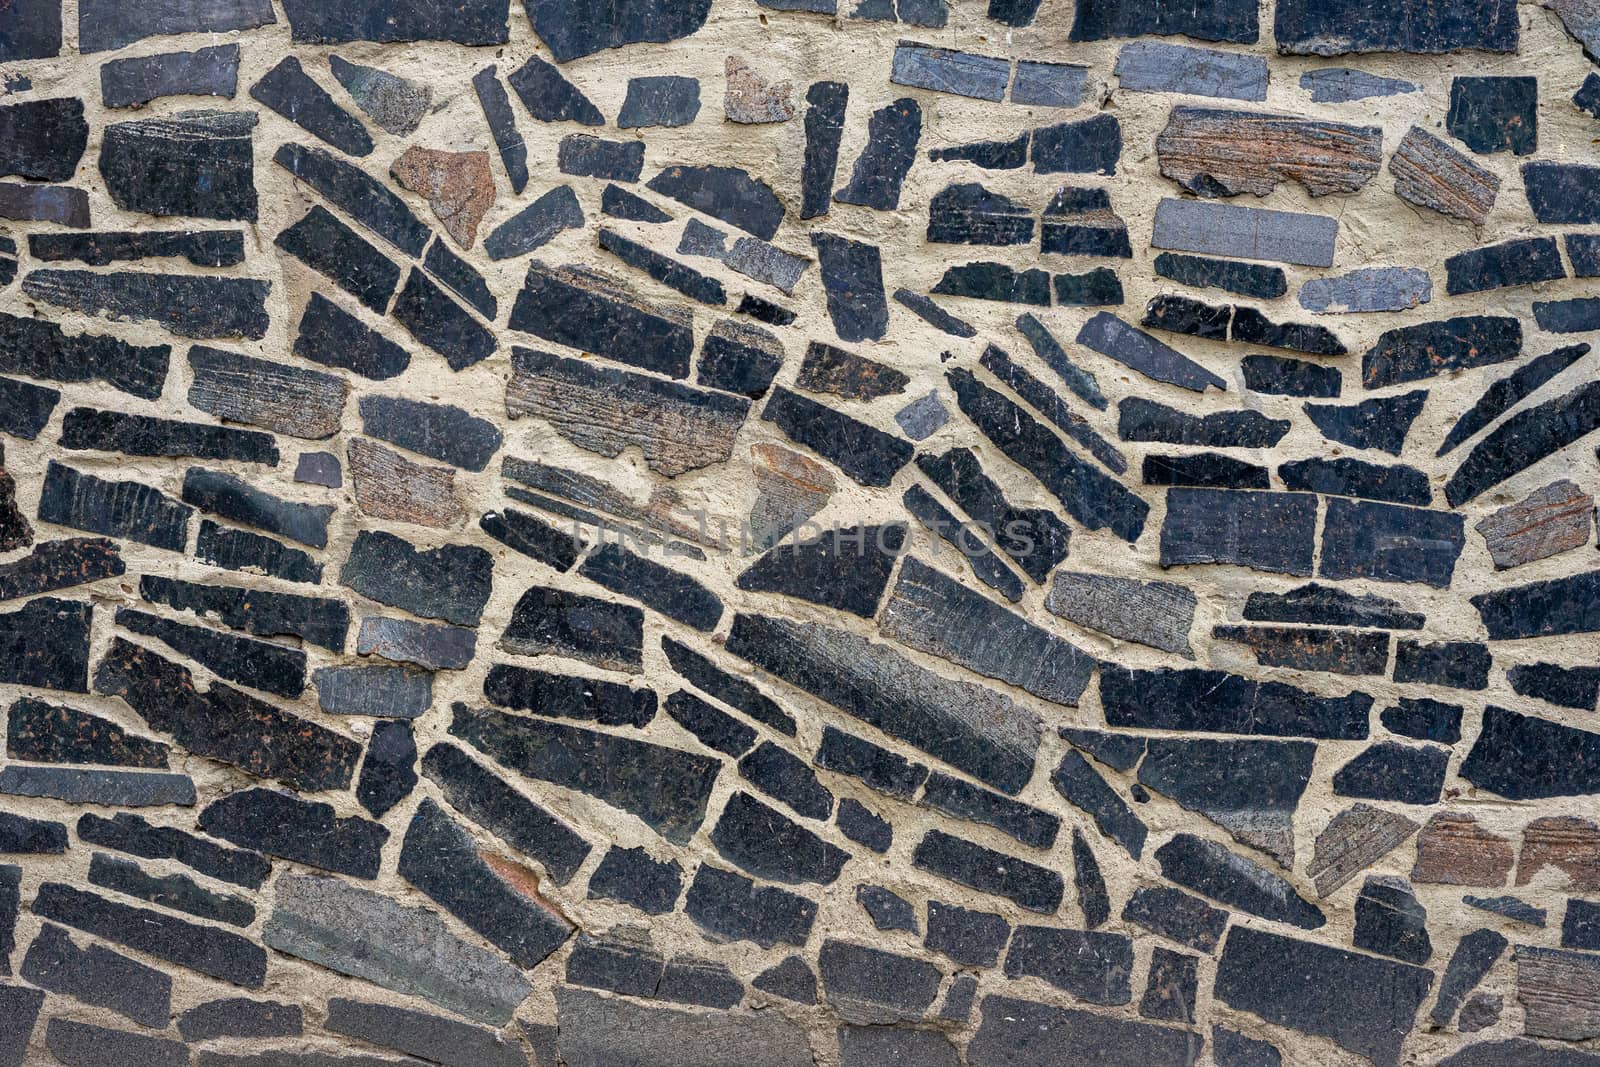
xmin=1152 ymin=198 xmax=1338 ymax=267
xmin=1115 ymin=42 xmax=1266 ymax=100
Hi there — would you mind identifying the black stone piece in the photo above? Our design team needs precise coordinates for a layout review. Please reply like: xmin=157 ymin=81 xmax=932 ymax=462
xmin=273 ymin=142 xmax=429 ymax=255
xmin=836 ymin=798 xmax=892 ymax=853
xmin=754 ymin=956 xmax=817 ymax=1004
xmin=697 ymin=319 xmax=783 ymax=398
xmin=949 ymin=369 xmax=1148 ymax=543
xmin=251 ymin=56 xmax=372 ymax=156
xmin=0 ymin=313 xmax=168 ymax=400
xmin=33 ymin=881 xmax=265 ymax=988
xmin=1143 ymin=293 xmax=1229 ymax=340
xmin=281 ymin=0 xmax=510 ymax=45
xmin=1362 ymin=315 xmax=1520 ymax=390
xmin=802 ymin=82 xmax=849 ymax=220
xmin=0 ymin=182 xmax=88 ymax=228
xmin=926 ymin=900 xmax=1009 ymax=967
xmin=912 ymin=829 xmax=1063 ymax=913
xmin=276 ymin=205 xmax=397 ymax=313
xmin=293 ymin=292 xmax=409 ymax=380
xmin=736 ymin=292 xmax=796 ymax=325
xmin=933 ymin=261 xmax=1050 ymax=305
xmin=178 ymin=998 xmax=302 ymax=1042
xmin=1005 ymin=925 xmax=1133 ymax=1006
xmin=1510 ymin=664 xmax=1600 ymax=711
xmin=1073 ymin=0 xmax=1256 ymax=41
xmin=1461 ymin=705 xmax=1600 ymax=799
xmin=199 ymin=788 xmax=386 ymax=879
xmin=1031 ymin=114 xmax=1122 ymax=175
xmin=510 ymin=262 xmax=693 ymax=378
xmin=473 ymin=66 xmax=529 ymax=194
xmin=836 ymin=98 xmax=922 ymax=211
xmin=1120 ymin=397 xmax=1290 ymax=448
xmin=1159 ymin=487 xmax=1316 ymax=575
xmin=1534 ymin=298 xmax=1600 ymax=334
xmin=602 ymin=183 xmax=669 ymax=221
xmin=87 ymin=852 xmax=252 ymax=927
xmin=0 ymin=810 xmax=67 ymax=854
xmin=1447 ymin=76 xmax=1536 ymax=156
xmin=1154 ymin=252 xmax=1285 ymax=298
xmin=1139 ymin=947 xmax=1197 ymax=1023
xmin=43 ymin=1018 xmax=185 ymax=1067
xmin=811 ymin=232 xmax=888 ymax=342
xmin=341 ymin=530 xmax=493 ymax=628
xmin=1382 ymin=698 xmax=1463 ymax=743
xmin=1242 ymin=355 xmax=1340 ymax=400
xmin=1320 ymin=497 xmax=1464 ymax=589
xmin=737 ymin=523 xmax=902 ymax=618
xmin=484 ymin=664 xmax=654 ymax=728
xmin=194 ymin=522 xmax=321 ymax=585
xmin=1231 ymin=307 xmax=1346 ymax=355
xmin=618 ymin=75 xmax=700 ymax=128
xmin=858 ymin=885 xmax=918 ymax=932
xmin=0 ymin=0 xmax=61 ymax=60
xmin=599 ymin=228 xmax=725 ymax=305
xmin=740 ymin=742 xmax=833 ymax=820
xmin=816 ymin=725 xmax=927 ymax=798
xmin=929 ymin=132 xmax=1029 ymax=170
xmin=507 ymin=56 xmax=603 ymax=125
xmin=1447 ymin=382 xmax=1600 ymax=507
xmin=684 ymin=864 xmax=817 ymax=948
xmin=923 ymin=771 xmax=1058 ymax=850
xmin=1352 ymin=876 xmax=1433 ymax=964
xmin=0 ymin=99 xmax=86 ymax=182
xmin=1525 ymin=162 xmax=1600 ymax=224
xmin=1280 ymin=457 xmax=1431 ymax=506
xmin=501 ymin=585 xmax=643 ymax=672
xmin=761 ymin=386 xmax=913 ymax=487
xmin=1333 ymin=743 xmax=1448 ymax=804
xmin=392 ymin=268 xmax=495 ymax=371
xmin=115 ymin=607 xmax=304 ymax=699
xmin=0 ymin=597 xmax=89 ymax=692
xmin=1051 ymin=750 xmax=1146 ymax=859
xmin=96 ymin=637 xmax=359 ymax=791
xmin=1395 ymin=640 xmax=1490 ymax=690
xmin=181 ymin=467 xmax=330 ymax=549
xmin=662 ymin=636 xmax=794 ymax=735
xmin=1243 ymin=583 xmax=1424 ymax=630
xmin=1432 ymin=928 xmax=1507 ymax=1025
xmin=647 ymin=164 xmax=783 ymax=240
xmin=359 ymin=395 xmax=501 ymax=472
xmin=99 ymin=44 xmax=241 ymax=108
xmin=1214 ymin=1027 xmax=1282 ymax=1067
xmin=59 ymin=407 xmax=275 ymax=465
xmin=1068 ymin=831 xmax=1110 ymax=929
xmin=0 ymin=864 xmax=12 ymax=974
xmin=711 ymin=791 xmax=847 ymax=886
xmin=1143 ymin=453 xmax=1268 ymax=490
xmin=30 ymin=229 xmax=244 ymax=268
xmin=657 ymin=956 xmax=741 ymax=1009
xmin=1306 ymin=390 xmax=1426 ymax=455
xmin=665 ymin=688 xmax=756 ymax=755
xmin=0 ymin=376 xmax=59 ymax=440
xmin=1102 ymin=665 xmax=1369 ymax=739
xmin=1014 ymin=312 xmax=1105 ymax=410
xmin=1445 ymin=236 xmax=1564 ymax=295
xmin=928 ymin=183 xmax=1033 ymax=246
xmin=451 ymin=703 xmax=720 ymax=844
xmin=1467 ymin=896 xmax=1546 ymax=929
xmin=23 ymin=268 xmax=269 ymax=341
xmin=1054 ymin=268 xmax=1124 ymax=306
xmin=587 ymin=845 xmax=682 ymax=913
xmin=917 ymin=447 xmax=1073 ymax=583
xmin=901 ymin=485 xmax=1026 ymax=603
xmin=356 ymin=720 xmax=417 ymax=817
xmin=101 ymin=111 xmax=256 ymax=221
xmin=488 ymin=186 xmax=586 ymax=262
xmin=1040 ymin=186 xmax=1132 ymax=258
xmin=1061 ymin=729 xmax=1147 ymax=772
xmin=525 ymin=0 xmax=710 ymax=62
xmin=422 ymin=742 xmax=591 ymax=885
xmin=557 ymin=134 xmax=644 ymax=182
xmin=1123 ymin=886 xmax=1228 ymax=953
xmin=1157 ymin=834 xmax=1323 ymax=929
xmin=142 ymin=574 xmax=347 ymax=651
xmin=21 ymin=923 xmax=171 ymax=1028
xmin=1274 ymin=0 xmax=1516 ymax=55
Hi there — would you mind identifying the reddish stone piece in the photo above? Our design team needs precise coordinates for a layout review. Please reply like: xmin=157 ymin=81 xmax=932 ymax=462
xmin=1411 ymin=813 xmax=1514 ymax=887
xmin=1518 ymin=816 xmax=1600 ymax=891
xmin=390 ymin=147 xmax=495 ymax=249
xmin=1476 ymin=480 xmax=1594 ymax=570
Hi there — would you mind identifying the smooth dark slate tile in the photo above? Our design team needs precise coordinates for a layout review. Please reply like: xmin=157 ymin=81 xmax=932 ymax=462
xmin=101 ymin=111 xmax=256 ymax=221
xmin=280 ymin=0 xmax=510 ymax=45
xmin=802 ymin=81 xmax=848 ymax=219
xmin=251 ymin=56 xmax=372 ymax=156
xmin=1073 ymin=0 xmax=1256 ymax=41
xmin=912 ymin=829 xmax=1062 ymax=912
xmin=618 ymin=75 xmax=700 ymax=128
xmin=507 ymin=55 xmax=603 ymax=125
xmin=473 ymin=66 xmax=528 ymax=193
xmin=101 ymin=44 xmax=240 ymax=107
xmin=1334 ymin=743 xmax=1449 ymax=804
xmin=1445 ymin=237 xmax=1564 ymax=295
xmin=485 ymin=185 xmax=584 ymax=259
xmin=761 ymin=386 xmax=912 ymax=487
xmin=1460 ymin=705 xmax=1600 ymax=799
xmin=79 ymin=0 xmax=274 ymax=52
xmin=1320 ymin=498 xmax=1464 ymax=588
xmin=836 ymin=98 xmax=921 ymax=209
xmin=524 ymin=0 xmax=709 ymax=61
xmin=1447 ymin=76 xmax=1536 ymax=155
xmin=1274 ymin=0 xmax=1516 ymax=55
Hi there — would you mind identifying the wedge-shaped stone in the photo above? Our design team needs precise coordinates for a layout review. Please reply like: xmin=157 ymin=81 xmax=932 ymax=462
xmin=451 ymin=703 xmax=720 ymax=844
xmin=1005 ymin=926 xmax=1133 ymax=1006
xmin=473 ymin=66 xmax=527 ymax=192
xmin=7 ymin=697 xmax=167 ymax=768
xmin=341 ymin=530 xmax=493 ymax=628
xmin=600 ymin=228 xmax=726 ymax=305
xmin=1141 ymin=737 xmax=1314 ymax=867
xmin=1462 ymin=706 xmax=1600 ymax=799
xmin=37 ymin=463 xmax=189 ymax=552
xmin=728 ymin=612 xmax=1040 ymax=795
xmin=1146 ymin=452 xmax=1268 ymax=490
xmin=979 ymin=344 xmax=1125 ymax=472
xmin=274 ymin=142 xmax=428 ymax=254
xmin=1077 ymin=312 xmax=1224 ymax=392
xmin=836 ymin=98 xmax=922 ymax=210
xmin=348 ymin=438 xmax=464 ymax=530
xmin=188 ymin=346 xmax=346 ymax=439
xmin=329 ymin=54 xmax=429 ymax=136
xmin=1157 ymin=106 xmax=1381 ymax=198
xmin=1102 ymin=665 xmax=1370 ymax=738
xmin=712 ymin=791 xmax=847 ymax=885
xmin=1160 ymin=487 xmax=1317 ymax=575
xmin=1431 ymin=929 xmax=1506 ymax=1026
xmin=802 ymin=81 xmax=848 ymax=219
xmin=142 ymin=573 xmax=346 ymax=651
xmin=182 ymin=468 xmax=332 ymax=549
xmin=507 ymin=55 xmax=602 ymax=125
xmin=1446 ymin=237 xmax=1565 ymax=295
xmin=0 ymin=375 xmax=60 ymax=439
xmin=116 ymin=608 xmax=304 ymax=699
xmin=500 ymin=585 xmax=643 ymax=672
xmin=647 ymin=164 xmax=783 ymax=240
xmin=1309 ymin=804 xmax=1420 ymax=896
xmin=510 ymin=262 xmax=693 ymax=378
xmin=1363 ymin=314 xmax=1520 ymax=390
xmin=392 ymin=268 xmax=495 ymax=371
xmin=1216 ymin=925 xmax=1432 ymax=1067
xmin=1031 ymin=114 xmax=1122 ymax=175
xmin=265 ymin=873 xmax=531 ymax=1024
xmin=1447 ymin=382 xmax=1600 ymax=507
xmin=969 ymin=994 xmax=1199 ymax=1067
xmin=761 ymin=386 xmax=910 ymax=488
xmin=97 ymin=638 xmax=360 ymax=791
xmin=23 ymin=269 xmax=268 ymax=340
xmin=251 ymin=56 xmax=372 ymax=156
xmin=1275 ymin=0 xmax=1517 ymax=55
xmin=556 ymin=986 xmax=811 ymax=1067
xmin=100 ymin=111 xmax=257 ymax=221
xmin=1389 ymin=126 xmax=1500 ymax=224
xmin=1306 ymin=390 xmax=1426 ymax=456
xmin=88 ymin=852 xmax=252 ymax=927
xmin=485 ymin=185 xmax=583 ymax=260
xmin=0 ymin=539 xmax=119 ymax=605
xmin=1047 ymin=572 xmax=1196 ymax=656
xmin=811 ymin=232 xmax=888 ymax=341
xmin=663 ymin=636 xmax=796 ymax=735
xmin=1052 ymin=750 xmax=1146 ymax=858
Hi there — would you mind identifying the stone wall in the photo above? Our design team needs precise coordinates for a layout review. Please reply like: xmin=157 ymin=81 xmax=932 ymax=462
xmin=0 ymin=0 xmax=1599 ymax=1063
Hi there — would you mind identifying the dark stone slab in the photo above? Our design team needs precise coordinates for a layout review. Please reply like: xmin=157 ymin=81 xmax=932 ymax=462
xmin=751 ymin=956 xmax=816 ymax=1006
xmin=1279 ymin=456 xmax=1431 ymax=505
xmin=1053 ymin=267 xmax=1124 ymax=306
xmin=35 ymin=881 xmax=265 ymax=987
xmin=815 ymin=725 xmax=927 ymax=798
xmin=525 ymin=0 xmax=709 ymax=61
xmin=928 ymin=133 xmax=1029 ymax=170
xmin=281 ymin=0 xmax=508 ymax=44
xmin=1052 ymin=750 xmax=1147 ymax=858
xmin=662 ymin=636 xmax=794 ymax=735
xmin=21 ymin=922 xmax=170 ymax=1027
xmin=1565 ymin=900 xmax=1600 ymax=951
xmin=1144 ymin=452 xmax=1268 ymax=490
xmin=1141 ymin=947 xmax=1198 ymax=1023
xmin=1123 ymin=886 xmax=1228 ymax=953
xmin=802 ymin=82 xmax=848 ymax=219
xmin=0 ymin=376 xmax=58 ymax=440
xmin=1062 ymin=730 xmax=1148 ymax=773
xmin=587 ymin=845 xmax=680 ymax=914
xmin=1031 ymin=114 xmax=1121 ymax=175
xmin=341 ymin=530 xmax=492 ymax=628
xmin=834 ymin=797 xmax=890 ymax=853
xmin=359 ymin=396 xmax=500 ymax=473
xmin=116 ymin=607 xmax=303 ymax=699
xmin=557 ymin=134 xmax=643 ymax=182
xmin=697 ymin=318 xmax=783 ymax=398
xmin=276 ymin=206 xmax=396 ymax=314
xmin=1232 ymin=307 xmax=1345 ymax=354
xmin=1143 ymin=293 xmax=1230 ymax=341
xmin=391 ymin=268 xmax=495 ymax=371
xmin=1120 ymin=397 xmax=1289 ymax=448
xmin=618 ymin=75 xmax=700 ymax=128
xmin=0 ymin=99 xmax=84 ymax=183
xmin=1140 ymin=737 xmax=1314 ymax=866
xmin=480 ymin=509 xmax=581 ymax=573
xmin=1078 ymin=311 xmax=1224 ymax=392
xmin=1157 ymin=834 xmax=1322 ymax=929
xmin=1447 ymin=382 xmax=1600 ymax=507
xmin=101 ymin=44 xmax=240 ymax=108
xmin=1363 ymin=315 xmax=1520 ymax=390
xmin=1306 ymin=390 xmax=1426 ymax=456
xmin=451 ymin=703 xmax=719 ymax=844
xmin=251 ymin=56 xmax=371 ymax=156
xmin=1275 ymin=0 xmax=1516 ymax=55
xmin=924 ymin=900 xmax=1009 ymax=967
xmin=1448 ymin=76 xmax=1536 ymax=156
xmin=96 ymin=637 xmax=359 ymax=791
xmin=101 ymin=111 xmax=255 ymax=222
xmin=0 ymin=313 xmax=168 ymax=401
xmin=314 ymin=665 xmax=430 ymax=720
xmin=1117 ymin=41 xmax=1266 ymax=100
xmin=1395 ymin=640 xmax=1490 ymax=690
xmin=88 ymin=851 xmax=252 ymax=926
xmin=599 ymin=228 xmax=725 ymax=305
xmin=0 ymin=0 xmax=61 ymax=60
xmin=1334 ymin=743 xmax=1448 ymax=804
xmin=737 ymin=523 xmax=901 ymax=618
xmin=142 ymin=574 xmax=346 ymax=651
xmin=79 ymin=0 xmax=273 ymax=52
xmin=1040 ymin=186 xmax=1131 ymax=259
xmin=1005 ymin=926 xmax=1133 ymax=1007
xmin=486 ymin=186 xmax=584 ymax=261
xmin=889 ymin=42 xmax=1006 ymax=101
xmin=901 ymin=485 xmax=1024 ymax=601
xmin=507 ymin=56 xmax=602 ymax=125
xmin=500 ymin=584 xmax=643 ymax=672
xmin=740 ymin=742 xmax=832 ymax=819
xmin=761 ymin=386 xmax=911 ymax=487
xmin=913 ymin=829 xmax=1062 ymax=912
xmin=1242 ymin=584 xmax=1422 ymax=631
xmin=510 ymin=262 xmax=692 ymax=378
xmin=969 ymin=994 xmax=1199 ymax=1067
xmin=326 ymin=998 xmax=528 ymax=1067
xmin=292 ymin=452 xmax=341 ymax=489
xmin=44 ymin=1019 xmax=186 ymax=1067
xmin=604 ymin=183 xmax=669 ymax=222
xmin=79 ymin=812 xmax=267 ymax=891
xmin=1303 ymin=67 xmax=1417 ymax=101
xmin=329 ymin=54 xmax=430 ymax=137
xmin=0 ymin=596 xmax=88 ymax=692
xmin=1011 ymin=59 xmax=1088 ymax=104
xmin=1511 ymin=665 xmax=1600 ymax=711
xmin=1159 ymin=487 xmax=1316 ymax=575
xmin=1446 ymin=236 xmax=1564 ymax=295
xmin=0 ymin=809 xmax=67 ymax=854
xmin=657 ymin=955 xmax=741 ymax=1009
xmin=797 ymin=341 xmax=908 ymax=401
xmin=736 ymin=292 xmax=795 ymax=325
xmin=819 ymin=939 xmax=941 ymax=1023
xmin=1439 ymin=345 xmax=1590 ymax=460
xmin=712 ymin=790 xmax=846 ymax=885
xmin=0 ymin=765 xmax=192 ymax=807
xmin=179 ymin=998 xmax=302 ymax=1042
xmin=835 ymin=98 xmax=921 ymax=210
xmin=1460 ymin=706 xmax=1600 ymax=799
xmin=1534 ymin=298 xmax=1600 ymax=334
xmin=1072 ymin=0 xmax=1256 ymax=41
xmin=199 ymin=788 xmax=386 ymax=879
xmin=917 ymin=447 xmax=1072 ymax=583
xmin=484 ymin=664 xmax=654 ymax=728
xmin=920 ymin=770 xmax=1056 ymax=851
xmin=1103 ymin=665 xmax=1370 ymax=738
xmin=182 ymin=467 xmax=330 ymax=549
xmin=59 ymin=407 xmax=272 ymax=466
xmin=1320 ymin=497 xmax=1464 ymax=589
xmin=1382 ymin=698 xmax=1462 ymax=743
xmin=1214 ymin=625 xmax=1388 ymax=676
xmin=839 ymin=1026 xmax=957 ymax=1067
xmin=647 ymin=164 xmax=782 ymax=239
xmin=1525 ymin=161 xmax=1600 ymax=224
xmin=858 ymin=885 xmax=917 ymax=932
xmin=24 ymin=268 xmax=267 ymax=340
xmin=273 ymin=142 xmax=428 ymax=255
xmin=684 ymin=864 xmax=816 ymax=947
xmin=473 ymin=66 xmax=528 ymax=194
xmin=810 ymin=232 xmax=887 ymax=341
xmin=932 ymin=261 xmax=1050 ymax=305
xmin=7 ymin=696 xmax=167 ymax=769
xmin=356 ymin=720 xmax=416 ymax=817
xmin=1014 ymin=313 xmax=1104 ymax=413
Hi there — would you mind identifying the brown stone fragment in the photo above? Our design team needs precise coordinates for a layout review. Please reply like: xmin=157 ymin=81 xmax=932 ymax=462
xmin=1411 ymin=813 xmax=1513 ymax=887
xmin=188 ymin=347 xmax=348 ymax=440
xmin=795 ymin=342 xmax=908 ymax=401
xmin=391 ymin=148 xmax=495 ymax=249
xmin=1476 ymin=480 xmax=1594 ymax=570
xmin=1518 ymin=946 xmax=1600 ymax=1041
xmin=725 ymin=56 xmax=795 ymax=124
xmin=1155 ymin=106 xmax=1382 ymax=198
xmin=349 ymin=438 xmax=464 ymax=529
xmin=1518 ymin=816 xmax=1600 ymax=891
xmin=749 ymin=443 xmax=836 ymax=548
xmin=1389 ymin=126 xmax=1500 ymax=225
xmin=1308 ymin=804 xmax=1421 ymax=897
